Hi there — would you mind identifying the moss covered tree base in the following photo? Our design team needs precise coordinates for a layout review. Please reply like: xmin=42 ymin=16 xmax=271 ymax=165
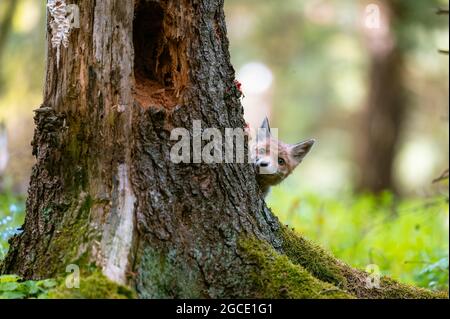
xmin=2 ymin=226 xmax=446 ymax=299
xmin=236 ymin=227 xmax=447 ymax=299
xmin=47 ymin=271 xmax=136 ymax=299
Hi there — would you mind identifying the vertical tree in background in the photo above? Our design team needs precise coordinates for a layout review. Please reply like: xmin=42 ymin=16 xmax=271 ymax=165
xmin=0 ymin=0 xmax=18 ymax=92
xmin=356 ymin=0 xmax=447 ymax=194
xmin=356 ymin=1 xmax=406 ymax=194
xmin=0 ymin=0 xmax=18 ymax=61
xmin=0 ymin=0 xmax=18 ymax=189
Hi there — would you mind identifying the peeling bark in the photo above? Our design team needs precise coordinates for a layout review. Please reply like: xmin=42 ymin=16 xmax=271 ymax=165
xmin=1 ymin=0 xmax=445 ymax=299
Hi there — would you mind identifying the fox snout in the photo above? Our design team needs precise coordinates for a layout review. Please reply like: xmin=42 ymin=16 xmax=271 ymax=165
xmin=255 ymin=157 xmax=277 ymax=175
xmin=256 ymin=158 xmax=270 ymax=167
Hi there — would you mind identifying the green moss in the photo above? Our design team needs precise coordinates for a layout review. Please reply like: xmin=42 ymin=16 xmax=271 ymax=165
xmin=135 ymin=247 xmax=204 ymax=298
xmin=277 ymin=225 xmax=448 ymax=299
xmin=278 ymin=226 xmax=347 ymax=287
xmin=238 ymin=236 xmax=353 ymax=299
xmin=378 ymin=277 xmax=448 ymax=299
xmin=47 ymin=271 xmax=136 ymax=299
xmin=46 ymin=194 xmax=94 ymax=270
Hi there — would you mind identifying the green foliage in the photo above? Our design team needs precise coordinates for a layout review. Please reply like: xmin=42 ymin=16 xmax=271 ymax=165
xmin=0 ymin=271 xmax=136 ymax=299
xmin=0 ymin=274 xmax=57 ymax=299
xmin=267 ymin=187 xmax=449 ymax=291
xmin=415 ymin=257 xmax=449 ymax=291
xmin=0 ymin=192 xmax=25 ymax=260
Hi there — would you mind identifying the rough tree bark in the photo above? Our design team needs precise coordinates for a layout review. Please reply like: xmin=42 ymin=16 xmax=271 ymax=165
xmin=0 ymin=0 xmax=445 ymax=299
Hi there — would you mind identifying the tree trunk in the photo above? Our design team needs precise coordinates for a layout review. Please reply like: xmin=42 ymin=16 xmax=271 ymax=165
xmin=0 ymin=0 xmax=18 ymax=92
xmin=0 ymin=0 xmax=18 ymax=59
xmin=356 ymin=1 xmax=406 ymax=194
xmin=1 ymin=0 xmax=444 ymax=299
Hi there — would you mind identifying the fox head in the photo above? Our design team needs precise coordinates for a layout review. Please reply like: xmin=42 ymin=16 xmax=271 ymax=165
xmin=251 ymin=117 xmax=315 ymax=196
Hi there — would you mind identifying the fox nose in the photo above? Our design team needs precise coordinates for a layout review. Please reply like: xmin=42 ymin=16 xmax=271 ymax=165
xmin=256 ymin=159 xmax=270 ymax=168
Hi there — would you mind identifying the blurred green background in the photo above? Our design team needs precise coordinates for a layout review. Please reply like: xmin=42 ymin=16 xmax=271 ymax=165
xmin=0 ymin=0 xmax=449 ymax=291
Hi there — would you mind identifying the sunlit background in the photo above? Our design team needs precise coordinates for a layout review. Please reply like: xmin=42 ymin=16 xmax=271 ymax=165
xmin=0 ymin=0 xmax=449 ymax=291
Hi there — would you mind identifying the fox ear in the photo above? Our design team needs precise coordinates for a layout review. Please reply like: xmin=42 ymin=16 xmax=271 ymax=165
xmin=291 ymin=139 xmax=315 ymax=163
xmin=257 ymin=117 xmax=271 ymax=141
xmin=260 ymin=117 xmax=271 ymax=133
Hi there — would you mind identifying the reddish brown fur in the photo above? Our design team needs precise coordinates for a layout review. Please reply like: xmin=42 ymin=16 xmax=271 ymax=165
xmin=250 ymin=118 xmax=315 ymax=197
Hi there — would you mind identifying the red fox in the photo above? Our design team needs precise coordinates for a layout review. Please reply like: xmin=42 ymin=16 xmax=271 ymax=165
xmin=250 ymin=117 xmax=315 ymax=197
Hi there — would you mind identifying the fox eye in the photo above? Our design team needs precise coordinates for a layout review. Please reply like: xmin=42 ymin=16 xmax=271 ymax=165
xmin=278 ymin=158 xmax=286 ymax=166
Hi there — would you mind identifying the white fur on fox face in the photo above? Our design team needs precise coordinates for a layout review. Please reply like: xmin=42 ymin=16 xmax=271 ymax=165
xmin=254 ymin=142 xmax=280 ymax=175
xmin=256 ymin=156 xmax=278 ymax=174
